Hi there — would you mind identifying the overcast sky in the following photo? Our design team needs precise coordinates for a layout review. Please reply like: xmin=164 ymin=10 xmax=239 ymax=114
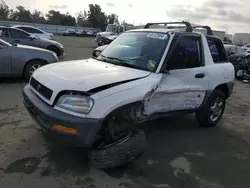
xmin=5 ymin=0 xmax=250 ymax=34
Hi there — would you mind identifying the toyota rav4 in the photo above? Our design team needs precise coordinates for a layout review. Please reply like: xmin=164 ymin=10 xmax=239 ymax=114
xmin=23 ymin=22 xmax=235 ymax=169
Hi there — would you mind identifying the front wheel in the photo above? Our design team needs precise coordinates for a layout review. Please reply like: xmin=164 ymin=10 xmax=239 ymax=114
xmin=24 ymin=60 xmax=46 ymax=81
xmin=88 ymin=130 xmax=147 ymax=169
xmin=196 ymin=89 xmax=226 ymax=127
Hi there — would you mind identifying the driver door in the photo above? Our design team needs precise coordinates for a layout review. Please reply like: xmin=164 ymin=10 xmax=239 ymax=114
xmin=144 ymin=34 xmax=210 ymax=115
xmin=0 ymin=44 xmax=11 ymax=77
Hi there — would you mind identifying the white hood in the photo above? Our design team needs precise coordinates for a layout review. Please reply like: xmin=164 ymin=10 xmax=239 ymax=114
xmin=32 ymin=58 xmax=151 ymax=104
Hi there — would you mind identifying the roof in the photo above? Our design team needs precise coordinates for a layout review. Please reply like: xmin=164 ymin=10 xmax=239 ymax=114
xmin=11 ymin=25 xmax=35 ymax=28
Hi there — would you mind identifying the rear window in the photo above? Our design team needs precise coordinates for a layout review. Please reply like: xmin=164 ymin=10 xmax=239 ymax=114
xmin=207 ymin=37 xmax=227 ymax=63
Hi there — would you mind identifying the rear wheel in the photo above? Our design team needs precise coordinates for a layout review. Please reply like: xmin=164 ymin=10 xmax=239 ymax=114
xmin=47 ymin=46 xmax=59 ymax=56
xmin=196 ymin=89 xmax=226 ymax=127
xmin=24 ymin=60 xmax=46 ymax=81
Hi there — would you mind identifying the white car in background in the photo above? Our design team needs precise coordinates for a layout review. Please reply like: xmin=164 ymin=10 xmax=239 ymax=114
xmin=11 ymin=25 xmax=54 ymax=40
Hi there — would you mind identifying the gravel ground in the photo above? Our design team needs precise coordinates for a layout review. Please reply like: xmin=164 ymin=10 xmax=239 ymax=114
xmin=1 ymin=36 xmax=250 ymax=188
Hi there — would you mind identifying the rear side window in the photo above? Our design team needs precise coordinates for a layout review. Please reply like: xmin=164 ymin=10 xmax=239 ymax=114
xmin=207 ymin=37 xmax=227 ymax=63
xmin=10 ymin=29 xmax=29 ymax=38
xmin=18 ymin=27 xmax=43 ymax=34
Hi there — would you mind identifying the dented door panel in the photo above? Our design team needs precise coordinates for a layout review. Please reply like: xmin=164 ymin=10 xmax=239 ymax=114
xmin=144 ymin=67 xmax=209 ymax=115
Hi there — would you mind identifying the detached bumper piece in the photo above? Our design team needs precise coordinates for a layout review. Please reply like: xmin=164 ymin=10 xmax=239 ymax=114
xmin=22 ymin=85 xmax=103 ymax=147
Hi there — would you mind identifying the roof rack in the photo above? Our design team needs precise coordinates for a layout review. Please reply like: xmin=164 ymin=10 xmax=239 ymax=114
xmin=144 ymin=21 xmax=213 ymax=35
xmin=191 ymin=25 xmax=213 ymax=35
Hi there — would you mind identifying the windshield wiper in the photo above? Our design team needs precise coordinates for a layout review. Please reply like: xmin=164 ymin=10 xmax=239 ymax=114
xmin=103 ymin=56 xmax=137 ymax=68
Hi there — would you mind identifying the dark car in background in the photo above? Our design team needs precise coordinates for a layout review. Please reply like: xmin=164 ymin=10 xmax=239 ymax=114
xmin=224 ymin=44 xmax=250 ymax=77
xmin=224 ymin=44 xmax=249 ymax=65
xmin=0 ymin=26 xmax=64 ymax=57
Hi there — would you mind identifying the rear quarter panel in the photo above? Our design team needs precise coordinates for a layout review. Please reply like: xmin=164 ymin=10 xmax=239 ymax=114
xmin=206 ymin=62 xmax=235 ymax=91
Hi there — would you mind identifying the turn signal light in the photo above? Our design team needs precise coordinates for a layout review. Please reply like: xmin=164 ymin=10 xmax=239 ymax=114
xmin=52 ymin=124 xmax=77 ymax=134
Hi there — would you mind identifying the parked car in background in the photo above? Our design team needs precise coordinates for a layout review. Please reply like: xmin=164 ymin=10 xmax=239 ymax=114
xmin=242 ymin=44 xmax=250 ymax=53
xmin=224 ymin=44 xmax=249 ymax=65
xmin=12 ymin=25 xmax=54 ymax=40
xmin=0 ymin=26 xmax=64 ymax=57
xmin=0 ymin=39 xmax=58 ymax=81
xmin=86 ymin=30 xmax=97 ymax=37
xmin=62 ymin=29 xmax=76 ymax=36
xmin=224 ymin=44 xmax=249 ymax=75
xmin=76 ymin=30 xmax=86 ymax=37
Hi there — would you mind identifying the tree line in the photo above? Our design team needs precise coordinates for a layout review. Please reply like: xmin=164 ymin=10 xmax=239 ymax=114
xmin=0 ymin=0 xmax=133 ymax=30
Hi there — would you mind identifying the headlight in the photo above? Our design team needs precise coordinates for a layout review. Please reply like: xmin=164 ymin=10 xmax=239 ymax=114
xmin=56 ymin=95 xmax=94 ymax=114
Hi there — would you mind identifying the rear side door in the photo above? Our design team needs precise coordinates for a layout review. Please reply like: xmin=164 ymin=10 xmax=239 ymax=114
xmin=0 ymin=42 xmax=11 ymax=77
xmin=144 ymin=34 xmax=209 ymax=115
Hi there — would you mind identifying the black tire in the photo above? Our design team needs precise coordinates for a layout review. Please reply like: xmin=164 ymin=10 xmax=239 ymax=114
xmin=24 ymin=60 xmax=46 ymax=81
xmin=88 ymin=130 xmax=147 ymax=169
xmin=47 ymin=46 xmax=59 ymax=56
xmin=195 ymin=89 xmax=226 ymax=127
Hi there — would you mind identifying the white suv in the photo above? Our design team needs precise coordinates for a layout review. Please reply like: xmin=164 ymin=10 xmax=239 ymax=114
xmin=23 ymin=22 xmax=235 ymax=169
xmin=12 ymin=25 xmax=53 ymax=40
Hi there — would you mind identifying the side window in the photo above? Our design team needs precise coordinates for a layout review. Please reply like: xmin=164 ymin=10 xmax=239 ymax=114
xmin=10 ymin=29 xmax=29 ymax=38
xmin=167 ymin=36 xmax=202 ymax=69
xmin=0 ymin=28 xmax=9 ymax=37
xmin=207 ymin=37 xmax=227 ymax=63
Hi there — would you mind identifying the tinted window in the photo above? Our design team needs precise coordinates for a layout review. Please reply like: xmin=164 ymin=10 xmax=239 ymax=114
xmin=207 ymin=37 xmax=227 ymax=63
xmin=167 ymin=36 xmax=202 ymax=69
xmin=19 ymin=27 xmax=43 ymax=34
xmin=246 ymin=44 xmax=250 ymax=47
xmin=10 ymin=29 xmax=29 ymax=38
xmin=0 ymin=28 xmax=9 ymax=37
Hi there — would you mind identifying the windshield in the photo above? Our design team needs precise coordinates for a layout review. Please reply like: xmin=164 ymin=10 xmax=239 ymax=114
xmin=0 ymin=39 xmax=11 ymax=46
xmin=98 ymin=32 xmax=169 ymax=72
xmin=106 ymin=25 xmax=117 ymax=33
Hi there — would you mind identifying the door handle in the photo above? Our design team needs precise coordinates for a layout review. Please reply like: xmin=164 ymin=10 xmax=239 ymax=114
xmin=195 ymin=73 xmax=205 ymax=78
xmin=14 ymin=40 xmax=20 ymax=43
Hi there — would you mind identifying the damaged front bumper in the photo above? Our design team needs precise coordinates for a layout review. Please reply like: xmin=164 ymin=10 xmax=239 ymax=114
xmin=22 ymin=85 xmax=103 ymax=148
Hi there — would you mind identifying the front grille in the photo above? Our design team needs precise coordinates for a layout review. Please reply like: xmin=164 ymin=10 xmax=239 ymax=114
xmin=30 ymin=77 xmax=53 ymax=100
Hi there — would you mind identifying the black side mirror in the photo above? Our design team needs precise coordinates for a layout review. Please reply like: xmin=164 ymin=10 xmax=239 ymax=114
xmin=92 ymin=50 xmax=101 ymax=58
